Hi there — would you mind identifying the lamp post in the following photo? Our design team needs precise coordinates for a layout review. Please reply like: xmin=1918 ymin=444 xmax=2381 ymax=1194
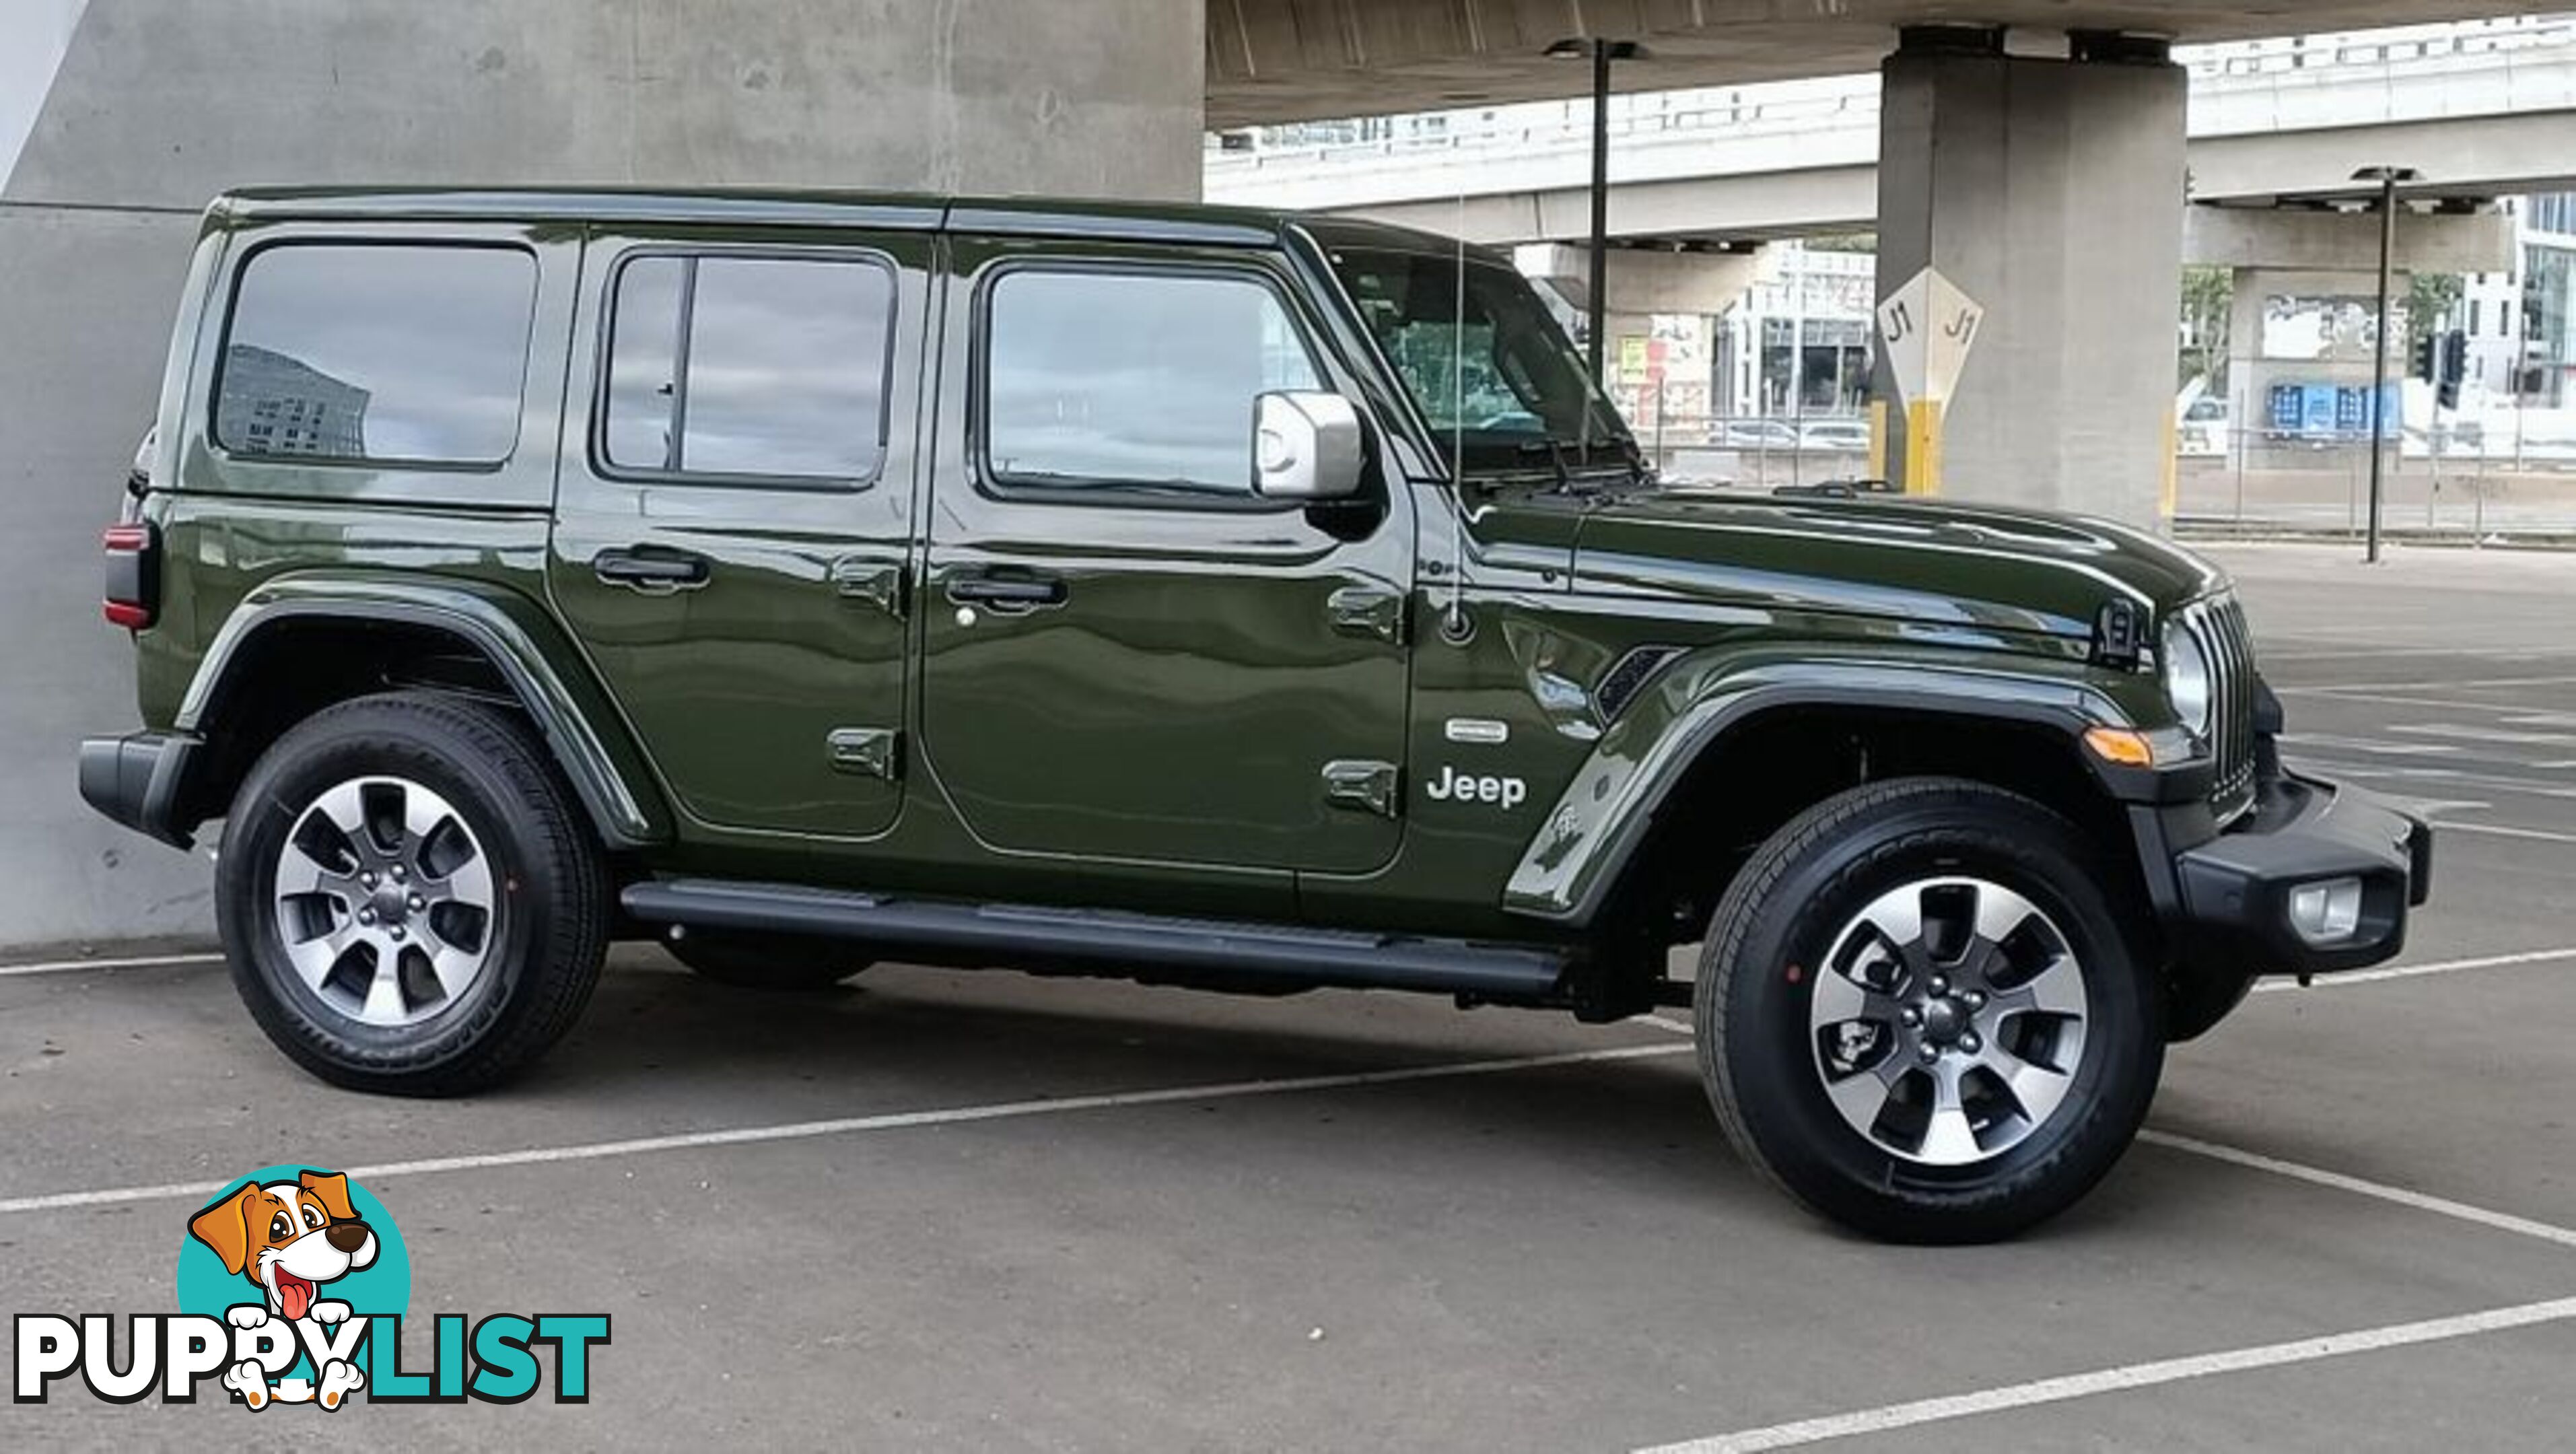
xmin=1545 ymin=36 xmax=1647 ymax=386
xmin=2354 ymin=165 xmax=2421 ymax=564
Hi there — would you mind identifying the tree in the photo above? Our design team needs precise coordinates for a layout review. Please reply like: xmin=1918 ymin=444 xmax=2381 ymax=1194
xmin=2179 ymin=265 xmax=2233 ymax=391
xmin=2406 ymin=272 xmax=2463 ymax=347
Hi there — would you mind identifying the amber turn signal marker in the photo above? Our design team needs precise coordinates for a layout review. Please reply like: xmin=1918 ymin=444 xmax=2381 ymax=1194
xmin=2082 ymin=726 xmax=2156 ymax=767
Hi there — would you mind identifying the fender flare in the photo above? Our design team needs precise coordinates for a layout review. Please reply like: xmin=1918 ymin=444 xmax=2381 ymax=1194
xmin=176 ymin=574 xmax=670 ymax=848
xmin=1502 ymin=656 xmax=2156 ymax=927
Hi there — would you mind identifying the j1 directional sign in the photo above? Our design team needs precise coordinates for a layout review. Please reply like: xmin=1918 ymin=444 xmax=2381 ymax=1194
xmin=1876 ymin=267 xmax=1986 ymax=407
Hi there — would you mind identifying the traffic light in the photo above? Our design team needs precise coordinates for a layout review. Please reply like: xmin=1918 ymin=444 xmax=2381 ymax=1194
xmin=2439 ymin=328 xmax=2468 ymax=410
xmin=2412 ymin=329 xmax=2439 ymax=382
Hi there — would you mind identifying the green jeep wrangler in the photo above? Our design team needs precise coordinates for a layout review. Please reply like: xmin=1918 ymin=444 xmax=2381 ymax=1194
xmin=81 ymin=188 xmax=2431 ymax=1241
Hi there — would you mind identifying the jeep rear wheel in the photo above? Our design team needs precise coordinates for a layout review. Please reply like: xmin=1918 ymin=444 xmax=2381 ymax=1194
xmin=668 ymin=932 xmax=872 ymax=991
xmin=216 ymin=692 xmax=609 ymax=1096
xmin=1697 ymin=777 xmax=2163 ymax=1243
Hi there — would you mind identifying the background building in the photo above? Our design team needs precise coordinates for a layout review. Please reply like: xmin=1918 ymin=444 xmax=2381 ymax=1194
xmin=2459 ymin=192 xmax=2576 ymax=406
xmin=215 ymin=345 xmax=372 ymax=458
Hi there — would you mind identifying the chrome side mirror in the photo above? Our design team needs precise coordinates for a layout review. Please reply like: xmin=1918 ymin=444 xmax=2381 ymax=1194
xmin=1252 ymin=391 xmax=1364 ymax=501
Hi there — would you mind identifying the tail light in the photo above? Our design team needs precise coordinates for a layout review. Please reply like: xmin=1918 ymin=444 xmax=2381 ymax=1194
xmin=102 ymin=522 xmax=158 ymax=630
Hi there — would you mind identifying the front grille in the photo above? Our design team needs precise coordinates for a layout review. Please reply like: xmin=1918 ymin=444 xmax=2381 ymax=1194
xmin=2178 ymin=594 xmax=2258 ymax=818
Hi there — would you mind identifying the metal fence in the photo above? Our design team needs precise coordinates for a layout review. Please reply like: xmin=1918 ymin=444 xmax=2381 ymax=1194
xmin=1645 ymin=417 xmax=1878 ymax=491
xmin=1636 ymin=421 xmax=2576 ymax=537
xmin=2177 ymin=428 xmax=2576 ymax=538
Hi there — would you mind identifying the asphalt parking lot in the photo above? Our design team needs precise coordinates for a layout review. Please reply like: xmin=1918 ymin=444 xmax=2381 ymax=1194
xmin=7 ymin=541 xmax=2576 ymax=1450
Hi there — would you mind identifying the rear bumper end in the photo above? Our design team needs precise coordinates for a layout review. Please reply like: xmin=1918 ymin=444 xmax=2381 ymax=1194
xmin=2164 ymin=768 xmax=2431 ymax=979
xmin=77 ymin=731 xmax=201 ymax=850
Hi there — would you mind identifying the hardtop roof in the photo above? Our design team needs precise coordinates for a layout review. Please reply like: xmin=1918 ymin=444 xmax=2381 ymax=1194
xmin=211 ymin=185 xmax=1492 ymax=258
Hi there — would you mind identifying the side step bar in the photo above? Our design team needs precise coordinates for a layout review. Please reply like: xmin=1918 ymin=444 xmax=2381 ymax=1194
xmin=621 ymin=879 xmax=1570 ymax=1000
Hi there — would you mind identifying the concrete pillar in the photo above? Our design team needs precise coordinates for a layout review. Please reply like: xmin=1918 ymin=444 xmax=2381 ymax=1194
xmin=0 ymin=0 xmax=1205 ymax=950
xmin=2223 ymin=268 xmax=2415 ymax=475
xmin=2198 ymin=209 xmax=2514 ymax=471
xmin=1873 ymin=28 xmax=2187 ymax=523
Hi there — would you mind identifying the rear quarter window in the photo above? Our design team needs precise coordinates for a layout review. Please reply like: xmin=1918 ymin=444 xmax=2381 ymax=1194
xmin=214 ymin=243 xmax=537 ymax=467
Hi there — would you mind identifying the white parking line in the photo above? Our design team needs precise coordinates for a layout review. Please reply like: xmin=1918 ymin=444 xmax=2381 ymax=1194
xmin=2287 ymin=761 xmax=2576 ymax=800
xmin=2262 ymin=642 xmax=2576 ymax=662
xmin=2278 ymin=732 xmax=2461 ymax=757
xmin=2253 ymin=944 xmax=2576 ymax=992
xmin=2138 ymin=1130 xmax=2576 ymax=1251
xmin=1632 ymin=1296 xmax=2576 ymax=1454
xmin=2279 ymin=672 xmax=2576 ymax=697
xmin=0 ymin=950 xmax=222 ymax=978
xmin=2277 ymin=688 xmax=2568 ymax=712
xmin=2389 ymin=723 xmax=2576 ymax=747
xmin=0 ymin=1041 xmax=1694 ymax=1215
xmin=2433 ymin=820 xmax=2576 ymax=846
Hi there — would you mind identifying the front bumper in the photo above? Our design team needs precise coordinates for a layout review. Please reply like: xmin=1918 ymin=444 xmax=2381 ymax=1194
xmin=2159 ymin=768 xmax=2432 ymax=978
xmin=77 ymin=730 xmax=201 ymax=850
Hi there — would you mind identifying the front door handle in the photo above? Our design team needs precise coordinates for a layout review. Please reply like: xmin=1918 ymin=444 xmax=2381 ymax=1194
xmin=593 ymin=547 xmax=711 ymax=594
xmin=945 ymin=573 xmax=1068 ymax=613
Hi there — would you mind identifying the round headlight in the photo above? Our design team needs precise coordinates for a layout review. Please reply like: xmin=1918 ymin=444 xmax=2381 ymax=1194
xmin=2163 ymin=620 xmax=2213 ymax=738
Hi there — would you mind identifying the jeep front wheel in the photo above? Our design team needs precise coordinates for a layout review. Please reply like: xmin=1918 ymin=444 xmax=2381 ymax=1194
xmin=215 ymin=692 xmax=610 ymax=1096
xmin=1697 ymin=777 xmax=2163 ymax=1243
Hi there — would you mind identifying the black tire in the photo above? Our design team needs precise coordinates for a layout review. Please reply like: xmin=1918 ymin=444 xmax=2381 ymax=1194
xmin=667 ymin=932 xmax=871 ymax=991
xmin=1697 ymin=777 xmax=2164 ymax=1243
xmin=215 ymin=691 xmax=610 ymax=1096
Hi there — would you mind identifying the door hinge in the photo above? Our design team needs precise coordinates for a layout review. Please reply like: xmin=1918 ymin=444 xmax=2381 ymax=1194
xmin=1327 ymin=584 xmax=1405 ymax=644
xmin=827 ymin=728 xmax=901 ymax=781
xmin=830 ymin=557 xmax=907 ymax=619
xmin=1321 ymin=759 xmax=1400 ymax=818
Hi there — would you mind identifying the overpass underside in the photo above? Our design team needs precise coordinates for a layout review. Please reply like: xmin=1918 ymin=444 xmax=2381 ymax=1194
xmin=1318 ymin=112 xmax=2576 ymax=248
xmin=1206 ymin=0 xmax=2563 ymax=126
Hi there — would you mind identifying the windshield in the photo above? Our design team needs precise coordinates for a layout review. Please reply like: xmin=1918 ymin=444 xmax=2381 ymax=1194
xmin=1322 ymin=244 xmax=1633 ymax=474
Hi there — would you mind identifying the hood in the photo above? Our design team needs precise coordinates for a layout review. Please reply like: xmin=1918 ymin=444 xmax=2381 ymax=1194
xmin=1569 ymin=491 xmax=2227 ymax=640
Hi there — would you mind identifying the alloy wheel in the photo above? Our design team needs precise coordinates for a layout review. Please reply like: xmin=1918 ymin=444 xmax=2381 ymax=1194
xmin=271 ymin=775 xmax=499 ymax=1028
xmin=1807 ymin=876 xmax=2091 ymax=1167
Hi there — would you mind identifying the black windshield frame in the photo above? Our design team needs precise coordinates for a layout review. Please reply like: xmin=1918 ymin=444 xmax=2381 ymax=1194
xmin=1317 ymin=242 xmax=1634 ymax=477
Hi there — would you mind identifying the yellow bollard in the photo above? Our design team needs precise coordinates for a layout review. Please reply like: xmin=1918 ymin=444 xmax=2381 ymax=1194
xmin=1904 ymin=399 xmax=1943 ymax=497
xmin=2158 ymin=405 xmax=2180 ymax=524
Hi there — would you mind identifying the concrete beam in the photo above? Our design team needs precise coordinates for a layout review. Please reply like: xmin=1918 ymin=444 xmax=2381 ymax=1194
xmin=2187 ymin=111 xmax=2576 ymax=205
xmin=2186 ymin=204 xmax=2517 ymax=274
xmin=1292 ymin=107 xmax=2576 ymax=248
xmin=1206 ymin=0 xmax=2575 ymax=128
xmin=1339 ymin=166 xmax=1877 ymax=247
xmin=1512 ymin=244 xmax=1764 ymax=315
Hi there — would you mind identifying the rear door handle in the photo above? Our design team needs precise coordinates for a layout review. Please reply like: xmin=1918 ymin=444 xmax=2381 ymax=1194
xmin=945 ymin=573 xmax=1068 ymax=613
xmin=593 ymin=547 xmax=711 ymax=593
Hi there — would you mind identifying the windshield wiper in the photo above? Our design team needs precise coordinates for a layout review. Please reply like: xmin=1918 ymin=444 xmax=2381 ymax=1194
xmin=1515 ymin=436 xmax=1583 ymax=493
xmin=1611 ymin=434 xmax=1655 ymax=491
xmin=1515 ymin=435 xmax=1652 ymax=494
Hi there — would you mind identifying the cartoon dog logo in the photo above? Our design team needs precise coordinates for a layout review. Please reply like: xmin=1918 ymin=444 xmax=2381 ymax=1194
xmin=186 ymin=1170 xmax=378 ymax=1410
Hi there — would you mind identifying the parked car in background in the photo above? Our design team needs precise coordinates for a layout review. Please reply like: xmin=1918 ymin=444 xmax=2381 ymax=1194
xmin=1797 ymin=418 xmax=1874 ymax=454
xmin=1715 ymin=417 xmax=1802 ymax=450
xmin=2180 ymin=397 xmax=2229 ymax=458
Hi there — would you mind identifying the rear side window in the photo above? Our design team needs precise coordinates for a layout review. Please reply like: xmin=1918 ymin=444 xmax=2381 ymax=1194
xmin=981 ymin=269 xmax=1321 ymax=499
xmin=215 ymin=244 xmax=536 ymax=465
xmin=601 ymin=253 xmax=897 ymax=484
